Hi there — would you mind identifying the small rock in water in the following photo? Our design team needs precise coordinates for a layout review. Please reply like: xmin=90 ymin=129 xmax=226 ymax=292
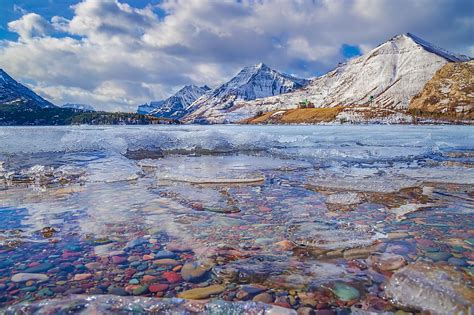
xmin=253 ymin=292 xmax=274 ymax=304
xmin=384 ymin=262 xmax=474 ymax=314
xmin=73 ymin=273 xmax=92 ymax=281
xmin=153 ymin=259 xmax=179 ymax=266
xmin=149 ymin=284 xmax=168 ymax=293
xmin=330 ymin=282 xmax=360 ymax=301
xmin=11 ymin=273 xmax=49 ymax=283
xmin=111 ymin=256 xmax=128 ymax=264
xmin=177 ymin=284 xmax=225 ymax=299
xmin=154 ymin=250 xmax=176 ymax=259
xmin=181 ymin=262 xmax=209 ymax=282
xmin=125 ymin=238 xmax=148 ymax=249
xmin=36 ymin=287 xmax=54 ymax=297
xmin=166 ymin=242 xmax=192 ymax=252
xmin=326 ymin=192 xmax=361 ymax=205
xmin=447 ymin=257 xmax=467 ymax=267
xmin=425 ymin=251 xmax=451 ymax=262
xmin=369 ymin=253 xmax=406 ymax=271
xmin=297 ymin=307 xmax=316 ymax=315
xmin=163 ymin=271 xmax=182 ymax=283
xmin=132 ymin=285 xmax=149 ymax=295
xmin=24 ymin=262 xmax=54 ymax=273
xmin=107 ymin=285 xmax=128 ymax=296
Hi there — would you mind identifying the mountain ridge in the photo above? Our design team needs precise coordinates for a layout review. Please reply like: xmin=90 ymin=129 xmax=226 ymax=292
xmin=213 ymin=33 xmax=472 ymax=123
xmin=137 ymin=84 xmax=210 ymax=119
xmin=182 ymin=63 xmax=309 ymax=123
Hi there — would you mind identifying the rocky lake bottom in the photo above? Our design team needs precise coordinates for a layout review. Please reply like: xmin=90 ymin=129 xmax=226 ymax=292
xmin=0 ymin=125 xmax=473 ymax=314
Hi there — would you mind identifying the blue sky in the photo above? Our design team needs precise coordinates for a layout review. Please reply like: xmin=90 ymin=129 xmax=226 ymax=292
xmin=0 ymin=0 xmax=165 ymax=40
xmin=0 ymin=0 xmax=472 ymax=111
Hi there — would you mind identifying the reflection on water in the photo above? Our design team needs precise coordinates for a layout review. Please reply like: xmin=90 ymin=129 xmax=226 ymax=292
xmin=0 ymin=125 xmax=473 ymax=313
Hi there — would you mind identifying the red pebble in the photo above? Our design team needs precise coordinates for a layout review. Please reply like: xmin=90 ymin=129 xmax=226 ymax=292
xmin=149 ymin=284 xmax=169 ymax=293
xmin=163 ymin=271 xmax=182 ymax=283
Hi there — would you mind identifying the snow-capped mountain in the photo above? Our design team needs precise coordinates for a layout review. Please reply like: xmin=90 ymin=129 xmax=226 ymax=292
xmin=182 ymin=63 xmax=309 ymax=123
xmin=137 ymin=85 xmax=210 ymax=118
xmin=210 ymin=33 xmax=471 ymax=123
xmin=137 ymin=101 xmax=164 ymax=115
xmin=62 ymin=103 xmax=95 ymax=111
xmin=0 ymin=69 xmax=55 ymax=108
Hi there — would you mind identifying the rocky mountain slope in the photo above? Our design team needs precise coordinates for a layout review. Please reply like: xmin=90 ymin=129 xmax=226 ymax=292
xmin=0 ymin=69 xmax=55 ymax=108
xmin=137 ymin=85 xmax=210 ymax=119
xmin=182 ymin=63 xmax=308 ymax=123
xmin=210 ymin=33 xmax=471 ymax=123
xmin=409 ymin=60 xmax=473 ymax=120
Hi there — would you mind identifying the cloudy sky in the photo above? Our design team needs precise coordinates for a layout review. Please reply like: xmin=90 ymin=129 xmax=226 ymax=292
xmin=0 ymin=0 xmax=472 ymax=112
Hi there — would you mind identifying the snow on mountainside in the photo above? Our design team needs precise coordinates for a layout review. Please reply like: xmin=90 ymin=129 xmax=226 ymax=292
xmin=137 ymin=101 xmax=164 ymax=115
xmin=0 ymin=69 xmax=55 ymax=108
xmin=212 ymin=33 xmax=472 ymax=123
xmin=137 ymin=85 xmax=210 ymax=119
xmin=62 ymin=103 xmax=95 ymax=111
xmin=182 ymin=63 xmax=309 ymax=123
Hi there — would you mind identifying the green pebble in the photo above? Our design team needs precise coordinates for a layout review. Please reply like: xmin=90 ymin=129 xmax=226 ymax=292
xmin=37 ymin=288 xmax=54 ymax=297
xmin=129 ymin=279 xmax=139 ymax=284
xmin=451 ymin=246 xmax=465 ymax=252
xmin=20 ymin=286 xmax=38 ymax=292
xmin=132 ymin=285 xmax=149 ymax=296
xmin=332 ymin=282 xmax=360 ymax=301
xmin=425 ymin=247 xmax=440 ymax=253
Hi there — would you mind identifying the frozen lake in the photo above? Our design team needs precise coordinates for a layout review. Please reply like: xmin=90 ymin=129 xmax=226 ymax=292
xmin=0 ymin=125 xmax=473 ymax=313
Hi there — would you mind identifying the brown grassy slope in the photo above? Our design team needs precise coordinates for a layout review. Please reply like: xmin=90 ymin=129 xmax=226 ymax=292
xmin=242 ymin=107 xmax=344 ymax=124
xmin=409 ymin=61 xmax=473 ymax=120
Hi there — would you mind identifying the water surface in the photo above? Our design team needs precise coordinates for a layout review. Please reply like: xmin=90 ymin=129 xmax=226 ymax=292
xmin=0 ymin=125 xmax=473 ymax=313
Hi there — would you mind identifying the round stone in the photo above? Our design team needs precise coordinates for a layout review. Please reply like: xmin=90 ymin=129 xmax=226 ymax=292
xmin=331 ymin=282 xmax=360 ymax=301
xmin=181 ymin=262 xmax=208 ymax=282
xmin=253 ymin=292 xmax=273 ymax=304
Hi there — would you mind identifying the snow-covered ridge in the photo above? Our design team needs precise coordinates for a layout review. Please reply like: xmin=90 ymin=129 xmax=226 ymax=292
xmin=137 ymin=85 xmax=210 ymax=118
xmin=0 ymin=69 xmax=55 ymax=108
xmin=182 ymin=63 xmax=309 ymax=123
xmin=405 ymin=33 xmax=471 ymax=62
xmin=192 ymin=33 xmax=472 ymax=123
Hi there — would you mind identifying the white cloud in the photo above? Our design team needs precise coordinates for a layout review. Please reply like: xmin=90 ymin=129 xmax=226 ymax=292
xmin=8 ymin=13 xmax=53 ymax=40
xmin=0 ymin=0 xmax=472 ymax=111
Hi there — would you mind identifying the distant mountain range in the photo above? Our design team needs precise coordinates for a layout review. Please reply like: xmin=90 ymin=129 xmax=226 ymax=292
xmin=140 ymin=63 xmax=308 ymax=123
xmin=0 ymin=70 xmax=167 ymax=125
xmin=137 ymin=33 xmax=471 ymax=123
xmin=0 ymin=33 xmax=471 ymax=125
xmin=194 ymin=33 xmax=471 ymax=123
xmin=137 ymin=85 xmax=210 ymax=119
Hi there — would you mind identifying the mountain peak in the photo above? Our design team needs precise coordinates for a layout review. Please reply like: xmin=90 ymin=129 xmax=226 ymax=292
xmin=388 ymin=33 xmax=472 ymax=62
xmin=137 ymin=84 xmax=210 ymax=118
xmin=182 ymin=63 xmax=309 ymax=123
xmin=0 ymin=68 xmax=55 ymax=108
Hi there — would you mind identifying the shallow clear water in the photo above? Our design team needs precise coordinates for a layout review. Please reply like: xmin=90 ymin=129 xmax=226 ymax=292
xmin=0 ymin=125 xmax=473 ymax=313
